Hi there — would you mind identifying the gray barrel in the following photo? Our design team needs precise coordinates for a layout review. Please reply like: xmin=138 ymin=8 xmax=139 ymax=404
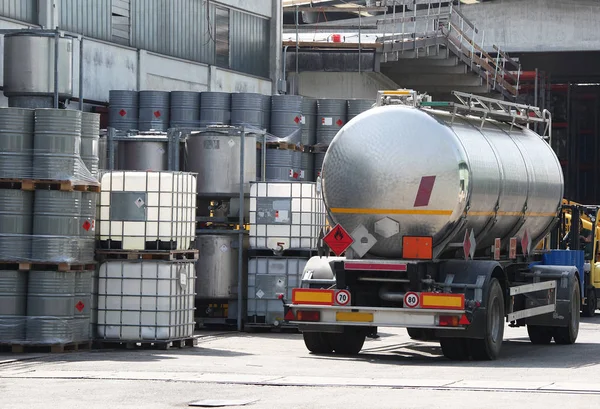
xmin=301 ymin=152 xmax=314 ymax=181
xmin=199 ymin=92 xmax=231 ymax=126
xmin=118 ymin=136 xmax=168 ymax=171
xmin=33 ymin=109 xmax=82 ymax=180
xmin=170 ymin=91 xmax=201 ymax=128
xmin=195 ymin=233 xmax=240 ymax=300
xmin=98 ymin=135 xmax=107 ymax=170
xmin=265 ymin=148 xmax=302 ymax=181
xmin=0 ymin=108 xmax=34 ymax=178
xmin=316 ymin=99 xmax=347 ymax=145
xmin=231 ymin=93 xmax=268 ymax=130
xmin=73 ymin=270 xmax=92 ymax=342
xmin=79 ymin=192 xmax=97 ymax=263
xmin=261 ymin=95 xmax=271 ymax=130
xmin=33 ymin=190 xmax=82 ymax=263
xmin=270 ymin=95 xmax=303 ymax=143
xmin=301 ymin=97 xmax=317 ymax=146
xmin=0 ymin=189 xmax=33 ymax=261
xmin=347 ymin=99 xmax=374 ymax=121
xmin=81 ymin=112 xmax=100 ymax=178
xmin=138 ymin=91 xmax=170 ymax=131
xmin=314 ymin=152 xmax=326 ymax=180
xmin=109 ymin=90 xmax=139 ymax=131
xmin=26 ymin=271 xmax=76 ymax=343
xmin=0 ymin=270 xmax=27 ymax=342
xmin=90 ymin=269 xmax=98 ymax=340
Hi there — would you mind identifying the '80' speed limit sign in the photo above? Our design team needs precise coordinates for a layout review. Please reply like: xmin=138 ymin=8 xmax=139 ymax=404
xmin=403 ymin=292 xmax=420 ymax=308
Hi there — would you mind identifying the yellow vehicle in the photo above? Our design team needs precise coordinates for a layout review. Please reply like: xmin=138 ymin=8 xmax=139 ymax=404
xmin=562 ymin=200 xmax=600 ymax=317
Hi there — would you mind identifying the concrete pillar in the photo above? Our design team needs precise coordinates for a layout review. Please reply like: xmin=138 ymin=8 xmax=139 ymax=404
xmin=269 ymin=0 xmax=283 ymax=95
xmin=38 ymin=0 xmax=59 ymax=29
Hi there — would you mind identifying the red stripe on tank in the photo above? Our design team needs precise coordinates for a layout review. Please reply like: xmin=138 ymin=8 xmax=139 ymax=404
xmin=414 ymin=176 xmax=436 ymax=207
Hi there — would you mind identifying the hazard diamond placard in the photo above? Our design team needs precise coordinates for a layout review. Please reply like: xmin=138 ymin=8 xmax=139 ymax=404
xmin=323 ymin=224 xmax=354 ymax=256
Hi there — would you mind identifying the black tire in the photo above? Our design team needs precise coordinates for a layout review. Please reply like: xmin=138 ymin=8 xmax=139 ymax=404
xmin=407 ymin=328 xmax=436 ymax=341
xmin=439 ymin=338 xmax=470 ymax=360
xmin=581 ymin=287 xmax=596 ymax=318
xmin=303 ymin=332 xmax=333 ymax=354
xmin=470 ymin=278 xmax=505 ymax=360
xmin=527 ymin=325 xmax=553 ymax=344
xmin=554 ymin=281 xmax=581 ymax=345
xmin=330 ymin=327 xmax=366 ymax=355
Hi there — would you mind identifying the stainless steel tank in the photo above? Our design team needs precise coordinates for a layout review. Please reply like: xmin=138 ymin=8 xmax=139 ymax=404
xmin=33 ymin=109 xmax=82 ymax=180
xmin=0 ymin=108 xmax=34 ymax=178
xmin=199 ymin=92 xmax=231 ymax=126
xmin=322 ymin=105 xmax=564 ymax=258
xmin=317 ymin=99 xmax=347 ymax=145
xmin=117 ymin=136 xmax=168 ymax=171
xmin=170 ymin=91 xmax=201 ymax=128
xmin=185 ymin=130 xmax=256 ymax=197
xmin=0 ymin=270 xmax=27 ymax=342
xmin=3 ymin=32 xmax=73 ymax=98
xmin=270 ymin=95 xmax=303 ymax=143
xmin=109 ymin=90 xmax=139 ymax=131
xmin=138 ymin=91 xmax=170 ymax=131
xmin=347 ymin=99 xmax=374 ymax=121
xmin=26 ymin=271 xmax=76 ymax=343
xmin=195 ymin=233 xmax=246 ymax=300
xmin=32 ymin=190 xmax=82 ymax=262
xmin=81 ymin=112 xmax=100 ymax=178
xmin=0 ymin=189 xmax=33 ymax=261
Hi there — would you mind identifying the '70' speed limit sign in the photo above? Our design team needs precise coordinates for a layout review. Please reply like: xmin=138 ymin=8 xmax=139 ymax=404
xmin=335 ymin=290 xmax=351 ymax=306
xmin=403 ymin=292 xmax=420 ymax=308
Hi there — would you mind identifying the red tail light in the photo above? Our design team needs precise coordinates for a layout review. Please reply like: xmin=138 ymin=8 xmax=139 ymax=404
xmin=438 ymin=316 xmax=460 ymax=327
xmin=297 ymin=311 xmax=320 ymax=322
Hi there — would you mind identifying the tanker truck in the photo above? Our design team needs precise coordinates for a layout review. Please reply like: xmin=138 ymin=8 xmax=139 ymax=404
xmin=283 ymin=90 xmax=585 ymax=361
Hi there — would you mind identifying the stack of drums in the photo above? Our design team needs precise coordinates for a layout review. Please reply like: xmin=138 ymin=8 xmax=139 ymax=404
xmin=270 ymin=95 xmax=302 ymax=143
xmin=199 ymin=92 xmax=231 ymax=126
xmin=138 ymin=91 xmax=170 ymax=131
xmin=0 ymin=108 xmax=34 ymax=179
xmin=33 ymin=109 xmax=82 ymax=180
xmin=347 ymin=99 xmax=374 ymax=122
xmin=79 ymin=192 xmax=97 ymax=262
xmin=73 ymin=270 xmax=93 ymax=342
xmin=80 ymin=112 xmax=100 ymax=179
xmin=315 ymin=99 xmax=347 ymax=179
xmin=0 ymin=269 xmax=27 ymax=342
xmin=301 ymin=97 xmax=317 ymax=181
xmin=0 ymin=190 xmax=33 ymax=261
xmin=170 ymin=91 xmax=201 ymax=128
xmin=108 ymin=90 xmax=139 ymax=132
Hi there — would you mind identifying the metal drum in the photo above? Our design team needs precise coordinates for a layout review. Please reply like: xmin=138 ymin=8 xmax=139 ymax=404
xmin=81 ymin=112 xmax=100 ymax=178
xmin=265 ymin=148 xmax=301 ymax=181
xmin=314 ymin=152 xmax=326 ymax=180
xmin=0 ymin=108 xmax=34 ymax=178
xmin=117 ymin=136 xmax=168 ymax=171
xmin=347 ymin=99 xmax=374 ymax=121
xmin=79 ymin=192 xmax=97 ymax=263
xmin=109 ymin=90 xmax=139 ymax=131
xmin=170 ymin=91 xmax=201 ymax=128
xmin=98 ymin=135 xmax=107 ymax=171
xmin=301 ymin=97 xmax=317 ymax=146
xmin=32 ymin=190 xmax=82 ymax=263
xmin=195 ymin=233 xmax=242 ymax=300
xmin=0 ymin=189 xmax=33 ymax=261
xmin=33 ymin=109 xmax=82 ymax=180
xmin=138 ymin=91 xmax=170 ymax=131
xmin=185 ymin=130 xmax=256 ymax=197
xmin=317 ymin=99 xmax=347 ymax=145
xmin=323 ymin=105 xmax=564 ymax=258
xmin=73 ymin=270 xmax=93 ymax=342
xmin=301 ymin=152 xmax=314 ymax=181
xmin=199 ymin=92 xmax=231 ymax=126
xmin=26 ymin=271 xmax=76 ymax=343
xmin=0 ymin=270 xmax=27 ymax=342
xmin=231 ymin=93 xmax=268 ymax=130
xmin=270 ymin=95 xmax=302 ymax=143
xmin=89 ymin=269 xmax=98 ymax=341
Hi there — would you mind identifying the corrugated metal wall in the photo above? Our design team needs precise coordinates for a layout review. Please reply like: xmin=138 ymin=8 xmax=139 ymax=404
xmin=131 ymin=0 xmax=214 ymax=65
xmin=0 ymin=0 xmax=37 ymax=23
xmin=230 ymin=10 xmax=270 ymax=78
xmin=60 ymin=0 xmax=112 ymax=42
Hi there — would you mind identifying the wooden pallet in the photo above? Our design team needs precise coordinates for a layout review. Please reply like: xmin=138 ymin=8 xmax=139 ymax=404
xmin=94 ymin=337 xmax=197 ymax=351
xmin=0 ymin=178 xmax=100 ymax=193
xmin=264 ymin=141 xmax=303 ymax=152
xmin=1 ymin=340 xmax=92 ymax=354
xmin=95 ymin=249 xmax=199 ymax=261
xmin=0 ymin=262 xmax=97 ymax=272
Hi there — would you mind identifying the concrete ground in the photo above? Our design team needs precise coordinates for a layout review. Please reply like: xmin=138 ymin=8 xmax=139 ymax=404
xmin=3 ymin=318 xmax=600 ymax=408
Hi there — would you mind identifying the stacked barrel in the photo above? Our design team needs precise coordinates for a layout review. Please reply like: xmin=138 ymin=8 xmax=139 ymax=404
xmin=0 ymin=108 xmax=100 ymax=350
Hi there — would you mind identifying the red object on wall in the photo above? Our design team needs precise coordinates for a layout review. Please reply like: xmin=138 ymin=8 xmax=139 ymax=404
xmin=331 ymin=34 xmax=342 ymax=43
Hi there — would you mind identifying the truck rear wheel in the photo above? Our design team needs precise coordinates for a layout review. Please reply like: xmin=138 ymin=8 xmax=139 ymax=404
xmin=581 ymin=287 xmax=596 ymax=318
xmin=554 ymin=281 xmax=580 ymax=345
xmin=303 ymin=332 xmax=333 ymax=354
xmin=527 ymin=326 xmax=553 ymax=344
xmin=330 ymin=327 xmax=366 ymax=355
xmin=439 ymin=338 xmax=470 ymax=360
xmin=407 ymin=328 xmax=436 ymax=341
xmin=470 ymin=278 xmax=505 ymax=360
